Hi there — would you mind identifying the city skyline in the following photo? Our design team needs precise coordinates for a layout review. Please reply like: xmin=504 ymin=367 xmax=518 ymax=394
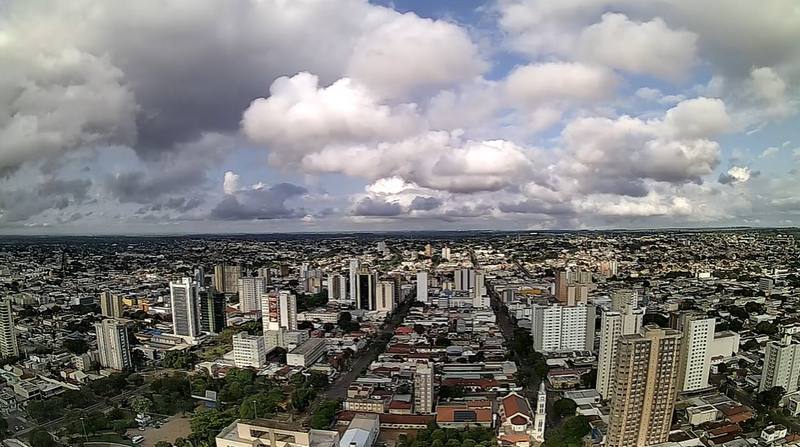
xmin=0 ymin=0 xmax=799 ymax=234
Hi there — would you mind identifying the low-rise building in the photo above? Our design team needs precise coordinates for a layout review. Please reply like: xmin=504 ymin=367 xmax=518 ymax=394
xmin=287 ymin=338 xmax=328 ymax=367
xmin=215 ymin=419 xmax=339 ymax=447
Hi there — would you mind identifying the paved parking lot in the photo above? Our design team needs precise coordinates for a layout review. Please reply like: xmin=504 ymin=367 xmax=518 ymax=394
xmin=126 ymin=416 xmax=191 ymax=447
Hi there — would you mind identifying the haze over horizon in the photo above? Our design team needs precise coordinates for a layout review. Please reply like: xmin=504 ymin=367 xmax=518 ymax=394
xmin=1 ymin=0 xmax=799 ymax=234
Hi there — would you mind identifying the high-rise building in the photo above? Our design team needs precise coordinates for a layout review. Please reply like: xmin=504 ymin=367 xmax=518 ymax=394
xmin=262 ymin=290 xmax=298 ymax=350
xmin=95 ymin=318 xmax=132 ymax=371
xmin=416 ymin=271 xmax=428 ymax=304
xmin=531 ymin=304 xmax=595 ymax=353
xmin=256 ymin=267 xmax=271 ymax=284
xmin=424 ymin=243 xmax=432 ymax=257
xmin=170 ymin=277 xmax=200 ymax=342
xmin=238 ymin=277 xmax=268 ymax=314
xmin=555 ymin=268 xmax=591 ymax=305
xmin=213 ymin=264 xmax=242 ymax=294
xmin=233 ymin=332 xmax=267 ymax=368
xmin=414 ymin=361 xmax=434 ymax=414
xmin=596 ymin=301 xmax=645 ymax=399
xmin=598 ymin=260 xmax=619 ymax=278
xmin=759 ymin=335 xmax=800 ymax=393
xmin=441 ymin=246 xmax=451 ymax=261
xmin=376 ymin=280 xmax=395 ymax=312
xmin=99 ymin=291 xmax=124 ymax=318
xmin=327 ymin=273 xmax=348 ymax=302
xmin=454 ymin=268 xmax=475 ymax=292
xmin=356 ymin=269 xmax=377 ymax=311
xmin=199 ymin=290 xmax=227 ymax=334
xmin=675 ymin=313 xmax=715 ymax=392
xmin=532 ymin=381 xmax=546 ymax=442
xmin=348 ymin=259 xmax=360 ymax=303
xmin=0 ymin=299 xmax=19 ymax=359
xmin=607 ymin=326 xmax=682 ymax=447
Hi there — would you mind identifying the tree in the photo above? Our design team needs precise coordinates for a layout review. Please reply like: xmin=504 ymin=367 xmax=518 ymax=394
xmin=553 ymin=398 xmax=577 ymax=418
xmin=130 ymin=395 xmax=154 ymax=416
xmin=755 ymin=321 xmax=778 ymax=336
xmin=745 ymin=301 xmax=765 ymax=314
xmin=322 ymin=322 xmax=335 ymax=332
xmin=434 ymin=335 xmax=451 ymax=347
xmin=743 ymin=339 xmax=760 ymax=351
xmin=0 ymin=417 xmax=7 ymax=439
xmin=438 ymin=385 xmax=465 ymax=399
xmin=413 ymin=324 xmax=426 ymax=335
xmin=29 ymin=429 xmax=56 ymax=447
xmin=298 ymin=320 xmax=314 ymax=330
xmin=758 ymin=386 xmax=785 ymax=409
xmin=190 ymin=408 xmax=237 ymax=445
xmin=155 ymin=442 xmax=172 ymax=447
xmin=161 ymin=350 xmax=198 ymax=369
xmin=310 ymin=400 xmax=340 ymax=429
xmin=63 ymin=338 xmax=90 ymax=355
xmin=541 ymin=415 xmax=589 ymax=447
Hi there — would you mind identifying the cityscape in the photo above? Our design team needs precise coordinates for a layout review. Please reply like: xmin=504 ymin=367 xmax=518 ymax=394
xmin=2 ymin=1 xmax=800 ymax=447
xmin=0 ymin=230 xmax=797 ymax=447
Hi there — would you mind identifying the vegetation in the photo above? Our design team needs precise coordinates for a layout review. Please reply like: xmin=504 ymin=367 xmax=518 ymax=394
xmin=400 ymin=425 xmax=495 ymax=447
xmin=541 ymin=415 xmax=590 ymax=447
xmin=509 ymin=327 xmax=548 ymax=387
xmin=310 ymin=399 xmax=340 ymax=429
xmin=161 ymin=350 xmax=199 ymax=369
xmin=29 ymin=429 xmax=57 ymax=447
xmin=297 ymin=290 xmax=329 ymax=311
xmin=553 ymin=398 xmax=578 ymax=418
xmin=338 ymin=312 xmax=361 ymax=333
xmin=755 ymin=321 xmax=779 ymax=335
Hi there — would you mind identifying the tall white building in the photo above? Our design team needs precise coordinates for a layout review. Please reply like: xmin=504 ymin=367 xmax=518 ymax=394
xmin=376 ymin=280 xmax=395 ymax=312
xmin=95 ymin=318 xmax=132 ymax=370
xmin=677 ymin=313 xmax=716 ymax=392
xmin=416 ymin=271 xmax=428 ymax=304
xmin=95 ymin=319 xmax=130 ymax=370
xmin=261 ymin=290 xmax=298 ymax=350
xmin=99 ymin=291 xmax=124 ymax=318
xmin=532 ymin=381 xmax=546 ymax=442
xmin=238 ymin=277 xmax=268 ymax=314
xmin=760 ymin=335 xmax=800 ymax=392
xmin=441 ymin=246 xmax=451 ymax=261
xmin=170 ymin=277 xmax=200 ymax=342
xmin=454 ymin=268 xmax=475 ymax=292
xmin=327 ymin=273 xmax=348 ymax=302
xmin=596 ymin=302 xmax=644 ymax=399
xmin=0 ymin=299 xmax=19 ymax=359
xmin=233 ymin=332 xmax=267 ymax=368
xmin=531 ymin=304 xmax=595 ymax=353
xmin=414 ymin=361 xmax=434 ymax=414
xmin=348 ymin=259 xmax=360 ymax=303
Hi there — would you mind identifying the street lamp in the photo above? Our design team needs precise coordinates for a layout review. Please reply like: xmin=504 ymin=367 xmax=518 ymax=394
xmin=79 ymin=417 xmax=88 ymax=441
xmin=252 ymin=400 xmax=258 ymax=419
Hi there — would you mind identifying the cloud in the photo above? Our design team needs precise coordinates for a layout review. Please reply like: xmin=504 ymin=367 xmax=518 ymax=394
xmin=505 ymin=62 xmax=617 ymax=104
xmin=718 ymin=166 xmax=752 ymax=185
xmin=242 ymin=72 xmax=422 ymax=165
xmin=210 ymin=183 xmax=307 ymax=220
xmin=352 ymin=197 xmax=403 ymax=216
xmin=576 ymin=13 xmax=698 ymax=80
xmin=409 ymin=196 xmax=443 ymax=211
xmin=761 ymin=147 xmax=780 ymax=158
xmin=223 ymin=171 xmax=240 ymax=195
xmin=346 ymin=12 xmax=486 ymax=98
xmin=0 ymin=177 xmax=92 ymax=223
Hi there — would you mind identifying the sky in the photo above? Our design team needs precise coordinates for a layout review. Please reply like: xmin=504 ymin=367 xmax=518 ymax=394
xmin=0 ymin=0 xmax=799 ymax=234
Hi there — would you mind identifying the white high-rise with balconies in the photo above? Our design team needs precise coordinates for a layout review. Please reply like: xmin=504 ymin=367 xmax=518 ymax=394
xmin=262 ymin=290 xmax=298 ymax=350
xmin=170 ymin=277 xmax=200 ymax=343
xmin=348 ymin=259 xmax=359 ymax=304
xmin=233 ymin=332 xmax=267 ymax=368
xmin=760 ymin=335 xmax=800 ymax=393
xmin=416 ymin=271 xmax=428 ymax=304
xmin=95 ymin=318 xmax=132 ymax=370
xmin=596 ymin=296 xmax=645 ymax=399
xmin=0 ymin=299 xmax=19 ymax=359
xmin=677 ymin=313 xmax=716 ymax=392
xmin=238 ymin=277 xmax=268 ymax=314
xmin=414 ymin=361 xmax=434 ymax=414
xmin=531 ymin=304 xmax=595 ymax=353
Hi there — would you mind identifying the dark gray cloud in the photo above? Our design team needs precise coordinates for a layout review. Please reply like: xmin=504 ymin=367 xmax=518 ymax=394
xmin=352 ymin=197 xmax=403 ymax=216
xmin=106 ymin=169 xmax=206 ymax=204
xmin=499 ymin=199 xmax=575 ymax=215
xmin=210 ymin=183 xmax=307 ymax=220
xmin=0 ymin=177 xmax=92 ymax=223
xmin=409 ymin=196 xmax=443 ymax=211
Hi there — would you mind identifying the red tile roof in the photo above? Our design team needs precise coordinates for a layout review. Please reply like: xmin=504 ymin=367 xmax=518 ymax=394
xmin=501 ymin=392 xmax=532 ymax=419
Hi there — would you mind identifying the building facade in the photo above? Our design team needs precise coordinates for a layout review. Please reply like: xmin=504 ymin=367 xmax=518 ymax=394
xmin=760 ymin=335 xmax=800 ymax=393
xmin=233 ymin=332 xmax=267 ymax=368
xmin=414 ymin=361 xmax=434 ymax=414
xmin=531 ymin=304 xmax=596 ymax=353
xmin=596 ymin=301 xmax=644 ymax=399
xmin=676 ymin=313 xmax=715 ymax=392
xmin=99 ymin=291 xmax=124 ymax=318
xmin=0 ymin=299 xmax=19 ymax=359
xmin=607 ymin=326 xmax=682 ymax=447
xmin=170 ymin=277 xmax=200 ymax=342
xmin=238 ymin=277 xmax=268 ymax=314
xmin=95 ymin=318 xmax=132 ymax=370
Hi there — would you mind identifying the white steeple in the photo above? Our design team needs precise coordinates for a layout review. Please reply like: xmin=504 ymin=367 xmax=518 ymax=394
xmin=533 ymin=381 xmax=546 ymax=442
